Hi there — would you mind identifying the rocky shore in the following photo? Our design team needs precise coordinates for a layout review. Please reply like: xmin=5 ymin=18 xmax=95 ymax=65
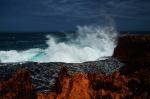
xmin=0 ymin=57 xmax=124 ymax=92
xmin=0 ymin=35 xmax=150 ymax=99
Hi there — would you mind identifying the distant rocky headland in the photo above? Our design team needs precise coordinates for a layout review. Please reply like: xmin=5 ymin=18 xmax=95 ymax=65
xmin=0 ymin=35 xmax=150 ymax=99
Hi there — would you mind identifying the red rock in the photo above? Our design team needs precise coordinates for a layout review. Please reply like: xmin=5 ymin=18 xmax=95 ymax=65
xmin=0 ymin=69 xmax=36 ymax=99
xmin=0 ymin=67 xmax=149 ymax=99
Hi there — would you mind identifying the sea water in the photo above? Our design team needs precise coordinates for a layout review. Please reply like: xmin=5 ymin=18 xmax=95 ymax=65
xmin=0 ymin=25 xmax=118 ymax=63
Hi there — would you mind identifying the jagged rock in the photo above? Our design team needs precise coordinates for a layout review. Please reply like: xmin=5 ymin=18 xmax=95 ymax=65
xmin=37 ymin=69 xmax=149 ymax=98
xmin=113 ymin=35 xmax=150 ymax=98
xmin=0 ymin=57 xmax=124 ymax=92
xmin=113 ymin=35 xmax=150 ymax=74
xmin=0 ymin=67 xmax=149 ymax=99
xmin=0 ymin=69 xmax=36 ymax=99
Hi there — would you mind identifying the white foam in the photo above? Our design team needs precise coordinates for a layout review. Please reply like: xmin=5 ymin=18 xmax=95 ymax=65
xmin=0 ymin=25 xmax=118 ymax=63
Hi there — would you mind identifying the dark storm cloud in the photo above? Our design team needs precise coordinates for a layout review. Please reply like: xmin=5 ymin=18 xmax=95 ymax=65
xmin=35 ymin=0 xmax=150 ymax=20
xmin=0 ymin=0 xmax=150 ymax=31
xmin=0 ymin=0 xmax=42 ymax=16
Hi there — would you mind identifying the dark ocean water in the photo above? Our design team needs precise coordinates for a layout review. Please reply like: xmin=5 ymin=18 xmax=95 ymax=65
xmin=0 ymin=32 xmax=69 ymax=50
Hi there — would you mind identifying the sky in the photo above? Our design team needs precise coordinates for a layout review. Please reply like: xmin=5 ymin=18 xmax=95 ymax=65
xmin=0 ymin=0 xmax=150 ymax=32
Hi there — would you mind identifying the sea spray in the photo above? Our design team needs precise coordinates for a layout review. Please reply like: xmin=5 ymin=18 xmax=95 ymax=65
xmin=0 ymin=25 xmax=118 ymax=63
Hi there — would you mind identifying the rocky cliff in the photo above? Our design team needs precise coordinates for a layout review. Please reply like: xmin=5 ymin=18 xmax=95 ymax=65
xmin=0 ymin=69 xmax=36 ymax=99
xmin=0 ymin=35 xmax=150 ymax=99
xmin=113 ymin=35 xmax=150 ymax=74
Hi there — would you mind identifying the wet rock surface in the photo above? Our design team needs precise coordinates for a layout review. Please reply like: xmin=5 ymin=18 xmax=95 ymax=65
xmin=0 ymin=57 xmax=124 ymax=92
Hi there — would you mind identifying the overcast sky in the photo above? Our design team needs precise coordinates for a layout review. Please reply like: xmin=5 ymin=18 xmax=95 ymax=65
xmin=0 ymin=0 xmax=150 ymax=32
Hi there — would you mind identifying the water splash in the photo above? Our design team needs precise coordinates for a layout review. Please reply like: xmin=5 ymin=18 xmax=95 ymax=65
xmin=0 ymin=25 xmax=118 ymax=63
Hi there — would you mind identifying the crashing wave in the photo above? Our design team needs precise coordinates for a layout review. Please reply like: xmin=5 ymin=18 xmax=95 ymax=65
xmin=0 ymin=25 xmax=118 ymax=63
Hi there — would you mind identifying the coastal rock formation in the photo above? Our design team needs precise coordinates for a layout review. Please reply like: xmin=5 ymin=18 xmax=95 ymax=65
xmin=0 ymin=69 xmax=36 ymax=99
xmin=0 ymin=57 xmax=124 ymax=92
xmin=1 ymin=67 xmax=149 ymax=99
xmin=113 ymin=35 xmax=150 ymax=73
xmin=36 ymin=67 xmax=149 ymax=99
xmin=113 ymin=35 xmax=150 ymax=98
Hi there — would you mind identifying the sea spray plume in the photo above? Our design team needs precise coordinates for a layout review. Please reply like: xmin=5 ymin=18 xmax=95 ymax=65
xmin=43 ymin=25 xmax=118 ymax=63
xmin=0 ymin=25 xmax=118 ymax=63
xmin=76 ymin=25 xmax=117 ymax=53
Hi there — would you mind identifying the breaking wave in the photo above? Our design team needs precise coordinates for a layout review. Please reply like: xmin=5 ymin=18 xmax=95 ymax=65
xmin=0 ymin=25 xmax=118 ymax=63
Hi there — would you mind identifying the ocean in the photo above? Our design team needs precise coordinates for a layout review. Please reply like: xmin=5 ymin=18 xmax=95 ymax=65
xmin=0 ymin=32 xmax=66 ymax=51
xmin=1 ymin=25 xmax=148 ymax=63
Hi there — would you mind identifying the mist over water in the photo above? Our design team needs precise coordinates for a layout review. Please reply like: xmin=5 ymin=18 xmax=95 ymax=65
xmin=0 ymin=25 xmax=118 ymax=63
